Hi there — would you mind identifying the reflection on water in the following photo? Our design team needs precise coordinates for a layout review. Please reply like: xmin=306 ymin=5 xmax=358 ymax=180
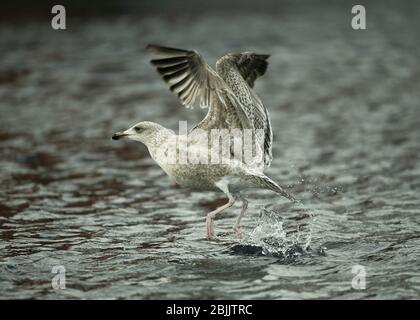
xmin=1 ymin=1 xmax=420 ymax=299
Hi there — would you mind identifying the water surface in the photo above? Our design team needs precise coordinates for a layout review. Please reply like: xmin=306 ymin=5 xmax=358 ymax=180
xmin=1 ymin=2 xmax=420 ymax=299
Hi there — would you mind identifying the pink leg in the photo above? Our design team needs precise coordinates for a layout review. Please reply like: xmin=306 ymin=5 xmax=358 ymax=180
xmin=205 ymin=195 xmax=235 ymax=239
xmin=233 ymin=196 xmax=248 ymax=237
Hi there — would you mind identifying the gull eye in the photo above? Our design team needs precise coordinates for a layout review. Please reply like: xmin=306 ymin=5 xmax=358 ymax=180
xmin=134 ymin=126 xmax=141 ymax=132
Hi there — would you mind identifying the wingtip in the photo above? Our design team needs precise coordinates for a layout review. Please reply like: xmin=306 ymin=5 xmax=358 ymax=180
xmin=144 ymin=44 xmax=191 ymax=56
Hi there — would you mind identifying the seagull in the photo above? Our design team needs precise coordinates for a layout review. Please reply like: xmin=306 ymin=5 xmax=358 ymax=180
xmin=112 ymin=45 xmax=296 ymax=239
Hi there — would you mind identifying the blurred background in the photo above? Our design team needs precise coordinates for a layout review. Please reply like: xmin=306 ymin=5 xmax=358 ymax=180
xmin=0 ymin=0 xmax=419 ymax=299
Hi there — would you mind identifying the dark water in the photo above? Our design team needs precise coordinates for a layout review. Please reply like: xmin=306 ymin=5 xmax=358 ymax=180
xmin=1 ymin=2 xmax=420 ymax=299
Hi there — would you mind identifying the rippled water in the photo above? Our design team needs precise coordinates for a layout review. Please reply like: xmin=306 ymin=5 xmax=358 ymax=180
xmin=1 ymin=2 xmax=420 ymax=299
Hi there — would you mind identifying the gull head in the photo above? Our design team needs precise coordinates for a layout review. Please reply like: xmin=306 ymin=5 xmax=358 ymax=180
xmin=112 ymin=121 xmax=165 ymax=145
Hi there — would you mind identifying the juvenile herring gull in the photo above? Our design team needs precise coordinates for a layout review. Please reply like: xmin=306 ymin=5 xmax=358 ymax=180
xmin=112 ymin=44 xmax=296 ymax=239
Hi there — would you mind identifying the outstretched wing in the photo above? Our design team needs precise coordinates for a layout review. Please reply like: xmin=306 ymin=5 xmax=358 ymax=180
xmin=223 ymin=52 xmax=273 ymax=168
xmin=147 ymin=45 xmax=272 ymax=169
xmin=146 ymin=44 xmax=254 ymax=129
xmin=146 ymin=44 xmax=224 ymax=109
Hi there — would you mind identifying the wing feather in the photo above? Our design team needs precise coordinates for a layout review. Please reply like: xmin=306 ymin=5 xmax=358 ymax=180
xmin=146 ymin=44 xmax=224 ymax=109
xmin=147 ymin=44 xmax=271 ymax=167
xmin=223 ymin=52 xmax=273 ymax=168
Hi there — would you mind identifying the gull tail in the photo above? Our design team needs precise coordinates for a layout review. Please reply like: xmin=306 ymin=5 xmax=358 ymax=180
xmin=247 ymin=174 xmax=297 ymax=203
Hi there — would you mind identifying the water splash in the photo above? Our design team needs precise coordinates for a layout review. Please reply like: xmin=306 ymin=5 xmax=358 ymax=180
xmin=229 ymin=203 xmax=316 ymax=261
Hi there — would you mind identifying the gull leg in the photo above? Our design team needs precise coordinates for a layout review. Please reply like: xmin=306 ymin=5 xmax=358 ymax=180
xmin=233 ymin=196 xmax=248 ymax=237
xmin=205 ymin=194 xmax=235 ymax=239
xmin=206 ymin=180 xmax=235 ymax=239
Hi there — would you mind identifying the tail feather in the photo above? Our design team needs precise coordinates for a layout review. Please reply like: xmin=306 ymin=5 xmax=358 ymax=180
xmin=247 ymin=174 xmax=297 ymax=203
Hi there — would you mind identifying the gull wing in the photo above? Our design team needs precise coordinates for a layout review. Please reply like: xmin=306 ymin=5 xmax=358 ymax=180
xmin=223 ymin=52 xmax=273 ymax=168
xmin=146 ymin=44 xmax=224 ymax=109
xmin=147 ymin=45 xmax=270 ymax=168
xmin=146 ymin=44 xmax=253 ymax=128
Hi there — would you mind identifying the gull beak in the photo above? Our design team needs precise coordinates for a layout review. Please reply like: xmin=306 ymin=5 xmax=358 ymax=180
xmin=111 ymin=131 xmax=128 ymax=140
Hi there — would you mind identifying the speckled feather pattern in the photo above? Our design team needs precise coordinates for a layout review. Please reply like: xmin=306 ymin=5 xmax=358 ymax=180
xmin=138 ymin=45 xmax=290 ymax=198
